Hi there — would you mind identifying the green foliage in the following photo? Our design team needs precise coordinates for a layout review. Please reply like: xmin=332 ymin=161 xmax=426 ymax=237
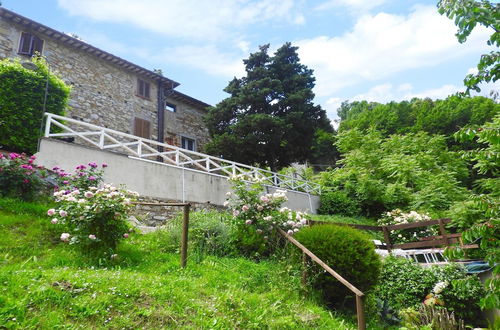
xmin=50 ymin=184 xmax=137 ymax=253
xmin=0 ymin=153 xmax=52 ymax=201
xmin=295 ymin=224 xmax=381 ymax=306
xmin=438 ymin=0 xmax=499 ymax=93
xmin=445 ymin=115 xmax=499 ymax=310
xmin=446 ymin=200 xmax=485 ymax=231
xmin=205 ymin=43 xmax=333 ymax=170
xmin=188 ymin=210 xmax=235 ymax=257
xmin=338 ymin=96 xmax=499 ymax=140
xmin=0 ymin=198 xmax=358 ymax=329
xmin=225 ymin=174 xmax=308 ymax=258
xmin=378 ymin=210 xmax=437 ymax=244
xmin=0 ymin=57 xmax=70 ymax=154
xmin=375 ymin=257 xmax=485 ymax=325
xmin=319 ymin=129 xmax=468 ymax=216
xmin=318 ymin=190 xmax=360 ymax=216
xmin=400 ymin=305 xmax=465 ymax=330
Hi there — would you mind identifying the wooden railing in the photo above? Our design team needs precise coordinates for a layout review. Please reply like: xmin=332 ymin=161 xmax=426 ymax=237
xmin=278 ymin=228 xmax=366 ymax=330
xmin=43 ymin=113 xmax=321 ymax=195
xmin=310 ymin=218 xmax=478 ymax=251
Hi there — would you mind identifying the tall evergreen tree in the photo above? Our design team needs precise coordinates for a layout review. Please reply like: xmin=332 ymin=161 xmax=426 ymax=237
xmin=205 ymin=43 xmax=333 ymax=170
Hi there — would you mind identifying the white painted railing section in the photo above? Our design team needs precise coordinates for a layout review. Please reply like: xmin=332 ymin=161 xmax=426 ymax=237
xmin=43 ymin=113 xmax=321 ymax=195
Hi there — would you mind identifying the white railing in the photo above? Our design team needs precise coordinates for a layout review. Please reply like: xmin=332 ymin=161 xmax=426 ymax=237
xmin=43 ymin=113 xmax=321 ymax=195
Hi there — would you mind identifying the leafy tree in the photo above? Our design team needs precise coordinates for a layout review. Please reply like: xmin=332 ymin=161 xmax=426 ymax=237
xmin=446 ymin=115 xmax=499 ymax=310
xmin=318 ymin=129 xmax=468 ymax=216
xmin=438 ymin=0 xmax=499 ymax=93
xmin=338 ymin=96 xmax=498 ymax=139
xmin=205 ymin=43 xmax=333 ymax=170
xmin=0 ymin=57 xmax=70 ymax=154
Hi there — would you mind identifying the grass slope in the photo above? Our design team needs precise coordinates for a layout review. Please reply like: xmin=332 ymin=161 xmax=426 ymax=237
xmin=0 ymin=198 xmax=357 ymax=329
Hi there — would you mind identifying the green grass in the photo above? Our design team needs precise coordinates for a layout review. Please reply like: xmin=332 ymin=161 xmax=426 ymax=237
xmin=0 ymin=198 xmax=367 ymax=329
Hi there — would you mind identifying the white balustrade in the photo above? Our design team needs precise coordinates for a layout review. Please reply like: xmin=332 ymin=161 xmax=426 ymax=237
xmin=43 ymin=113 xmax=321 ymax=194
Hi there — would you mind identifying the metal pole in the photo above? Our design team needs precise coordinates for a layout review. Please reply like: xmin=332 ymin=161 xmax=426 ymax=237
xmin=180 ymin=204 xmax=190 ymax=268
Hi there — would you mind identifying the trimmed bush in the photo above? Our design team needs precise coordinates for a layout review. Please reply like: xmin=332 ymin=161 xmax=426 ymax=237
xmin=0 ymin=57 xmax=70 ymax=154
xmin=294 ymin=224 xmax=381 ymax=306
xmin=318 ymin=190 xmax=361 ymax=216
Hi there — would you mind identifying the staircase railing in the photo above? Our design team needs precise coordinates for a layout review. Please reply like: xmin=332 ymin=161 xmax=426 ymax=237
xmin=43 ymin=113 xmax=321 ymax=195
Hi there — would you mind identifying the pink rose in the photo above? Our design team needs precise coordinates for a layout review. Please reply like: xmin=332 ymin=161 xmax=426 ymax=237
xmin=59 ymin=210 xmax=67 ymax=217
xmin=47 ymin=209 xmax=56 ymax=216
xmin=60 ymin=233 xmax=70 ymax=242
xmin=88 ymin=234 xmax=96 ymax=240
xmin=51 ymin=218 xmax=58 ymax=224
xmin=257 ymin=205 xmax=264 ymax=211
xmin=260 ymin=196 xmax=269 ymax=203
xmin=242 ymin=205 xmax=249 ymax=212
xmin=123 ymin=233 xmax=129 ymax=238
xmin=233 ymin=210 xmax=240 ymax=217
xmin=245 ymin=219 xmax=253 ymax=225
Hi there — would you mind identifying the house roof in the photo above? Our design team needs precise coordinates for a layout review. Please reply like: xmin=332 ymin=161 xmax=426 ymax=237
xmin=0 ymin=7 xmax=180 ymax=88
xmin=169 ymin=90 xmax=211 ymax=110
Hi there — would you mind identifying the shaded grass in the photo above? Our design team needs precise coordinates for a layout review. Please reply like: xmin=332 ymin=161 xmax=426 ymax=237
xmin=0 ymin=198 xmax=361 ymax=329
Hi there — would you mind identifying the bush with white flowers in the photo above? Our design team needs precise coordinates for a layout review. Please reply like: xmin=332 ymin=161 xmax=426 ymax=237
xmin=378 ymin=209 xmax=437 ymax=244
xmin=49 ymin=184 xmax=138 ymax=253
xmin=224 ymin=174 xmax=308 ymax=256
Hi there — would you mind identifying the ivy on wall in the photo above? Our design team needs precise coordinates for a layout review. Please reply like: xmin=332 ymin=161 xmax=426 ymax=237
xmin=0 ymin=56 xmax=70 ymax=154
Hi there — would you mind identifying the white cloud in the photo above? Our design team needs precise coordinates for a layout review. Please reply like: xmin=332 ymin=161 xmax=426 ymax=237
xmin=57 ymin=0 xmax=303 ymax=40
xmin=297 ymin=5 xmax=492 ymax=97
xmin=315 ymin=0 xmax=389 ymax=13
xmin=154 ymin=45 xmax=245 ymax=78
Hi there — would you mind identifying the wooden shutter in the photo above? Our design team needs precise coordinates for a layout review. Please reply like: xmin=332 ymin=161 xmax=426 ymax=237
xmin=137 ymin=79 xmax=150 ymax=98
xmin=18 ymin=32 xmax=31 ymax=55
xmin=32 ymin=35 xmax=43 ymax=54
xmin=134 ymin=118 xmax=151 ymax=139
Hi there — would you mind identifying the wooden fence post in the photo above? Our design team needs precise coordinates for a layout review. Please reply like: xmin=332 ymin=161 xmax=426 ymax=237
xmin=356 ymin=295 xmax=366 ymax=330
xmin=180 ymin=204 xmax=190 ymax=268
xmin=382 ymin=226 xmax=392 ymax=252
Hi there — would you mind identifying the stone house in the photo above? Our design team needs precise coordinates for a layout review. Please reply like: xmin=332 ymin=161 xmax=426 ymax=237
xmin=0 ymin=7 xmax=211 ymax=152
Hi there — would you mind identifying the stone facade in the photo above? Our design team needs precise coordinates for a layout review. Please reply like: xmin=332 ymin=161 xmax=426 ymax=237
xmin=133 ymin=196 xmax=223 ymax=226
xmin=0 ymin=8 xmax=211 ymax=152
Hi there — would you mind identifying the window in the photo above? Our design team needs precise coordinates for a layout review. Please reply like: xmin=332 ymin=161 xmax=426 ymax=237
xmin=165 ymin=102 xmax=176 ymax=112
xmin=181 ymin=136 xmax=196 ymax=151
xmin=137 ymin=78 xmax=150 ymax=99
xmin=134 ymin=117 xmax=151 ymax=139
xmin=18 ymin=32 xmax=43 ymax=56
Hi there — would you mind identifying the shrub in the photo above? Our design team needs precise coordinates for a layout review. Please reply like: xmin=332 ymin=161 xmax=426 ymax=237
xmin=189 ymin=210 xmax=234 ymax=257
xmin=52 ymin=162 xmax=106 ymax=191
xmin=225 ymin=174 xmax=309 ymax=258
xmin=0 ymin=57 xmax=70 ymax=154
xmin=375 ymin=257 xmax=485 ymax=326
xmin=0 ymin=153 xmax=52 ymax=201
xmin=318 ymin=190 xmax=360 ymax=216
xmin=294 ymin=224 xmax=381 ymax=306
xmin=446 ymin=200 xmax=484 ymax=232
xmin=377 ymin=209 xmax=437 ymax=244
xmin=400 ymin=305 xmax=465 ymax=330
xmin=49 ymin=184 xmax=138 ymax=254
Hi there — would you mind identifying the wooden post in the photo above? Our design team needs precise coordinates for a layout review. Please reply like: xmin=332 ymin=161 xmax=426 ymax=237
xmin=438 ymin=219 xmax=449 ymax=246
xmin=302 ymin=252 xmax=308 ymax=287
xmin=382 ymin=226 xmax=392 ymax=252
xmin=356 ymin=295 xmax=366 ymax=330
xmin=180 ymin=204 xmax=190 ymax=268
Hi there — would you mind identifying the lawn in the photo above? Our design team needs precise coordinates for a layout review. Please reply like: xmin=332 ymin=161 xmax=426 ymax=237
xmin=0 ymin=198 xmax=364 ymax=329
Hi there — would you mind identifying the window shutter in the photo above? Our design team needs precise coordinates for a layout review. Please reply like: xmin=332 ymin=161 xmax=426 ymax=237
xmin=18 ymin=32 xmax=31 ymax=54
xmin=32 ymin=35 xmax=43 ymax=54
xmin=144 ymin=82 xmax=150 ymax=98
xmin=134 ymin=118 xmax=151 ymax=139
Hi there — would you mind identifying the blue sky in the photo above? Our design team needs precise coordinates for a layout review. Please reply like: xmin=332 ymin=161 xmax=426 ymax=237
xmin=2 ymin=0 xmax=498 ymax=124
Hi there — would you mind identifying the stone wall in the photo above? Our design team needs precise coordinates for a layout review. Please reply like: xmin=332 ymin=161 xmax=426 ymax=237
xmin=164 ymin=96 xmax=210 ymax=152
xmin=0 ymin=16 xmax=210 ymax=150
xmin=133 ymin=195 xmax=223 ymax=226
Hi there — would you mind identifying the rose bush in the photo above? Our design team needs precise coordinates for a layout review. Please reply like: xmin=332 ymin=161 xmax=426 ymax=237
xmin=224 ymin=174 xmax=309 ymax=257
xmin=0 ymin=153 xmax=51 ymax=201
xmin=49 ymin=183 xmax=138 ymax=254
xmin=52 ymin=162 xmax=106 ymax=192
